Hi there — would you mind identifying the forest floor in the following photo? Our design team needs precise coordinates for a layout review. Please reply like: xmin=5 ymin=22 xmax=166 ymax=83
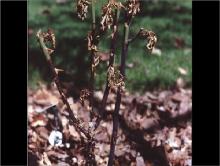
xmin=28 ymin=84 xmax=191 ymax=166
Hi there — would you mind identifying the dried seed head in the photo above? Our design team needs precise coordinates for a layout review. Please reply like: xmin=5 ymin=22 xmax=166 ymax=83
xmin=139 ymin=29 xmax=157 ymax=52
xmin=100 ymin=0 xmax=122 ymax=31
xmin=42 ymin=28 xmax=56 ymax=49
xmin=80 ymin=89 xmax=91 ymax=105
xmin=107 ymin=66 xmax=125 ymax=92
xmin=126 ymin=0 xmax=140 ymax=17
xmin=146 ymin=31 xmax=157 ymax=52
xmin=87 ymin=32 xmax=98 ymax=51
xmin=101 ymin=3 xmax=114 ymax=31
xmin=37 ymin=29 xmax=56 ymax=55
xmin=92 ymin=52 xmax=100 ymax=72
xmin=76 ymin=0 xmax=91 ymax=20
xmin=87 ymin=32 xmax=100 ymax=71
xmin=47 ymin=28 xmax=56 ymax=49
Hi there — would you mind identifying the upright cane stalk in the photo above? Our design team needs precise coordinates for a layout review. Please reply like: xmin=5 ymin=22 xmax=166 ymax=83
xmin=107 ymin=18 xmax=131 ymax=166
xmin=89 ymin=0 xmax=96 ymax=117
xmin=95 ymin=8 xmax=120 ymax=130
xmin=85 ymin=0 xmax=97 ymax=165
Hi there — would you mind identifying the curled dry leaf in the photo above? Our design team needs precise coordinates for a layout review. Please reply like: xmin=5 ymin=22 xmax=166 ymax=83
xmin=76 ymin=0 xmax=91 ymax=20
xmin=92 ymin=52 xmax=101 ymax=71
xmin=80 ymin=89 xmax=90 ymax=105
xmin=101 ymin=0 xmax=122 ymax=31
xmin=146 ymin=31 xmax=157 ymax=52
xmin=126 ymin=0 xmax=140 ymax=17
xmin=87 ymin=31 xmax=98 ymax=51
xmin=139 ymin=29 xmax=157 ymax=52
xmin=37 ymin=29 xmax=56 ymax=54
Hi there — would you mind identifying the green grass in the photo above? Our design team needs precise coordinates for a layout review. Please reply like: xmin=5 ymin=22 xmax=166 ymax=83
xmin=28 ymin=0 xmax=192 ymax=92
xmin=126 ymin=49 xmax=192 ymax=91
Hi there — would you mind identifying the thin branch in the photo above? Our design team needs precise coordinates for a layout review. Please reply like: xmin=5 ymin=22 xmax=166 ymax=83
xmin=89 ymin=0 xmax=96 ymax=119
xmin=85 ymin=0 xmax=97 ymax=165
xmin=85 ymin=137 xmax=96 ymax=166
xmin=127 ymin=28 xmax=144 ymax=43
xmin=36 ymin=30 xmax=91 ymax=139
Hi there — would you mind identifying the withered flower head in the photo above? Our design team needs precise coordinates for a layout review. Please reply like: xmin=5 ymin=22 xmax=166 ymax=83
xmin=87 ymin=32 xmax=100 ymax=72
xmin=100 ymin=0 xmax=122 ymax=31
xmin=41 ymin=28 xmax=56 ymax=49
xmin=36 ymin=29 xmax=56 ymax=56
xmin=126 ymin=0 xmax=140 ymax=17
xmin=139 ymin=29 xmax=157 ymax=52
xmin=107 ymin=66 xmax=125 ymax=92
xmin=146 ymin=31 xmax=157 ymax=52
xmin=76 ymin=0 xmax=91 ymax=20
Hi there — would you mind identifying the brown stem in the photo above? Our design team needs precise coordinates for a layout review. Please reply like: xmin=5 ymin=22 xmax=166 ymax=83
xmin=89 ymin=51 xmax=95 ymax=117
xmin=107 ymin=90 xmax=121 ymax=166
xmin=84 ymin=1 xmax=97 ymax=165
xmin=37 ymin=32 xmax=91 ymax=139
xmin=85 ymin=137 xmax=96 ymax=166
xmin=107 ymin=19 xmax=130 ymax=166
xmin=89 ymin=0 xmax=96 ymax=120
xmin=94 ymin=9 xmax=120 ymax=130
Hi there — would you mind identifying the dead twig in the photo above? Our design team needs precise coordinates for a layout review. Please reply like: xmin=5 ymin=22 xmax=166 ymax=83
xmin=36 ymin=29 xmax=91 ymax=139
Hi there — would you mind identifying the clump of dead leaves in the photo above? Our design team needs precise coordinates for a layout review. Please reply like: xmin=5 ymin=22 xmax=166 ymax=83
xmin=28 ymin=84 xmax=191 ymax=166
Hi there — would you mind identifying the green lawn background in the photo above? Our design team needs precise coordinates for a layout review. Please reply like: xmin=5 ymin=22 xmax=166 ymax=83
xmin=28 ymin=0 xmax=192 ymax=92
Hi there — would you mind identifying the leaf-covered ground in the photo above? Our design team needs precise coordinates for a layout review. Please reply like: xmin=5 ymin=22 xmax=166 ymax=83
xmin=28 ymin=85 xmax=191 ymax=166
